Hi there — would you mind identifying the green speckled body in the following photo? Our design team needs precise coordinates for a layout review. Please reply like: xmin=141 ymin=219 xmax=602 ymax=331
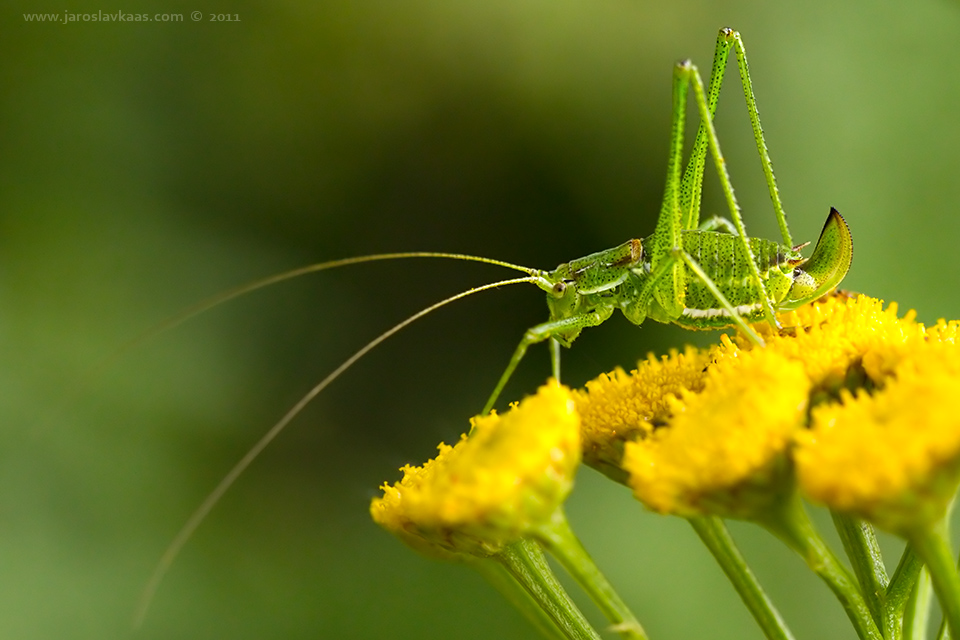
xmin=644 ymin=230 xmax=801 ymax=328
xmin=538 ymin=208 xmax=850 ymax=348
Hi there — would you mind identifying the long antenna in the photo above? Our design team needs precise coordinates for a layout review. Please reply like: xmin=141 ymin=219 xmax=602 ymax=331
xmin=109 ymin=251 xmax=536 ymax=365
xmin=132 ymin=274 xmax=538 ymax=628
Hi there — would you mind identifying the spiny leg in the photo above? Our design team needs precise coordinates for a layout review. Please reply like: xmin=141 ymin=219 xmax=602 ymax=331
xmin=681 ymin=59 xmax=781 ymax=330
xmin=481 ymin=309 xmax=613 ymax=415
xmin=678 ymin=29 xmax=737 ymax=232
xmin=677 ymin=28 xmax=792 ymax=250
xmin=645 ymin=57 xmax=691 ymax=322
xmin=729 ymin=30 xmax=792 ymax=247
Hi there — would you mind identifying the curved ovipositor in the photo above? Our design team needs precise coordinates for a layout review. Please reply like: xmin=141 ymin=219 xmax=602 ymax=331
xmin=781 ymin=208 xmax=853 ymax=310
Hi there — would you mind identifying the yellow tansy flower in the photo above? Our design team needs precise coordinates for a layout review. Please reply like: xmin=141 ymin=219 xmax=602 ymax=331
xmin=370 ymin=381 xmax=581 ymax=557
xmin=743 ymin=293 xmax=925 ymax=392
xmin=622 ymin=348 xmax=808 ymax=517
xmin=572 ymin=346 xmax=710 ymax=481
xmin=796 ymin=339 xmax=960 ymax=533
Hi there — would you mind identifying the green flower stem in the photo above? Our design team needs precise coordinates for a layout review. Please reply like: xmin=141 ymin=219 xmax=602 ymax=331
xmin=496 ymin=538 xmax=603 ymax=640
xmin=831 ymin=513 xmax=889 ymax=633
xmin=472 ymin=556 xmax=569 ymax=640
xmin=757 ymin=493 xmax=882 ymax=640
xmin=907 ymin=519 xmax=960 ymax=639
xmin=886 ymin=544 xmax=925 ymax=640
xmin=688 ymin=516 xmax=795 ymax=640
xmin=535 ymin=508 xmax=649 ymax=640
xmin=902 ymin=568 xmax=931 ymax=640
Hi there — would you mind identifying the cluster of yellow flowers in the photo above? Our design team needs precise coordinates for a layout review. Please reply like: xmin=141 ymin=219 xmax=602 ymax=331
xmin=371 ymin=294 xmax=960 ymax=640
xmin=375 ymin=294 xmax=960 ymax=541
xmin=575 ymin=294 xmax=960 ymax=534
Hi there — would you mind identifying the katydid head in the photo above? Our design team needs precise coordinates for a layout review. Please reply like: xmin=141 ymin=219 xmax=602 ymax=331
xmin=781 ymin=208 xmax=853 ymax=310
xmin=543 ymin=240 xmax=644 ymax=293
xmin=539 ymin=239 xmax=644 ymax=313
xmin=525 ymin=240 xmax=646 ymax=349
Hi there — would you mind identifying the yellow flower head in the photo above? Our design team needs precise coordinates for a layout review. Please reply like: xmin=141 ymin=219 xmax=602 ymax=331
xmin=796 ymin=338 xmax=960 ymax=533
xmin=622 ymin=347 xmax=808 ymax=517
xmin=749 ymin=293 xmax=960 ymax=533
xmin=744 ymin=293 xmax=926 ymax=391
xmin=370 ymin=381 xmax=581 ymax=557
xmin=572 ymin=346 xmax=710 ymax=481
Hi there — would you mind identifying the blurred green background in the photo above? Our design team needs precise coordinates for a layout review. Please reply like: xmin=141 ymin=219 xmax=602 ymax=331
xmin=4 ymin=1 xmax=960 ymax=638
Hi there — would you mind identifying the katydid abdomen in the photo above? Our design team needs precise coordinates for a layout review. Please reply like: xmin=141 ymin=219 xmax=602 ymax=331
xmin=643 ymin=229 xmax=797 ymax=328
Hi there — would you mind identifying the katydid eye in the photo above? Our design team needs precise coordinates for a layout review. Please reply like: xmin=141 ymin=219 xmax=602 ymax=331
xmin=552 ymin=282 xmax=567 ymax=295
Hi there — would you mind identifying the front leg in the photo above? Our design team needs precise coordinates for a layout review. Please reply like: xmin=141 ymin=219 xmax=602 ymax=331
xmin=480 ymin=307 xmax=613 ymax=416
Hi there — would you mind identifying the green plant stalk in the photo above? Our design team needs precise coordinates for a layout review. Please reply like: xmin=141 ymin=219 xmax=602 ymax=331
xmin=756 ymin=493 xmax=882 ymax=640
xmin=472 ymin=556 xmax=570 ymax=640
xmin=934 ymin=496 xmax=958 ymax=640
xmin=535 ymin=508 xmax=648 ymax=640
xmin=902 ymin=568 xmax=931 ymax=640
xmin=495 ymin=538 xmax=603 ymax=640
xmin=886 ymin=544 xmax=925 ymax=640
xmin=831 ymin=513 xmax=889 ymax=634
xmin=907 ymin=518 xmax=960 ymax=639
xmin=689 ymin=516 xmax=795 ymax=640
